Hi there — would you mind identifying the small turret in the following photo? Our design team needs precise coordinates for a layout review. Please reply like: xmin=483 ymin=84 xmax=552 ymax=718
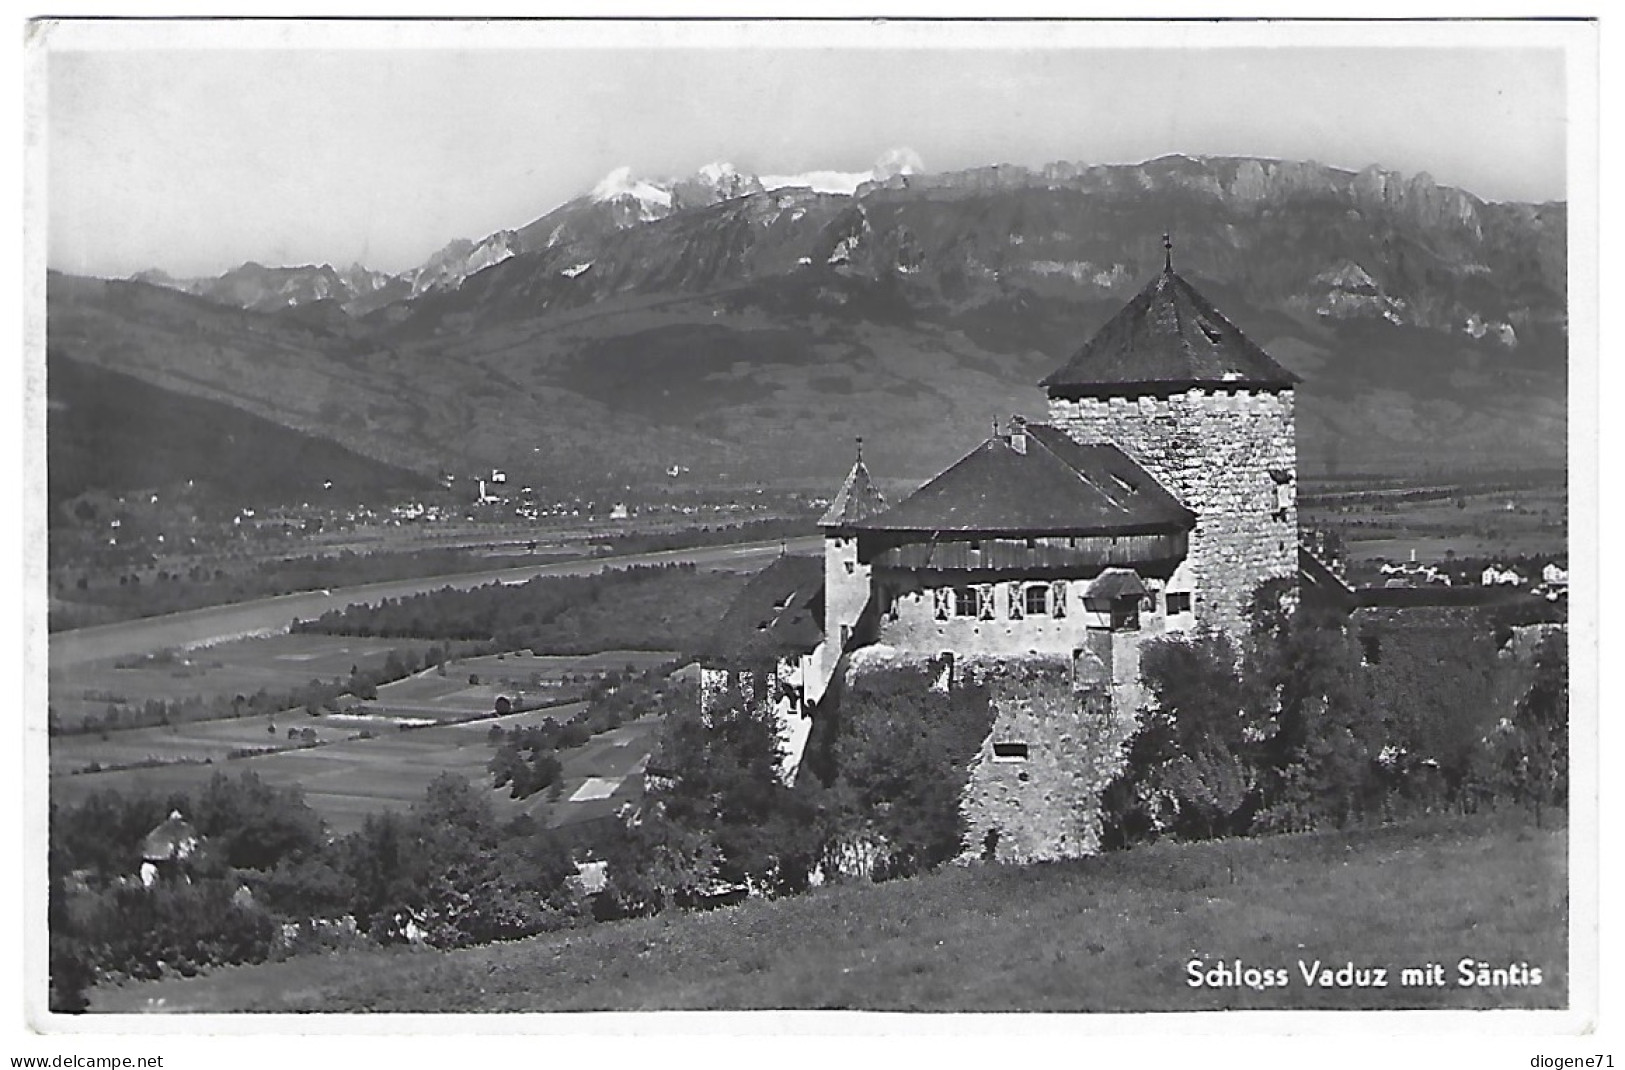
xmin=818 ymin=437 xmax=887 ymax=528
xmin=822 ymin=438 xmax=887 ymax=655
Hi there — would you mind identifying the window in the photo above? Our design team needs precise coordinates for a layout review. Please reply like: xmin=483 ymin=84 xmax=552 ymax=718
xmin=992 ymin=742 xmax=1030 ymax=762
xmin=1271 ymin=469 xmax=1293 ymax=520
xmin=1024 ymin=584 xmax=1049 ymax=617
xmin=1360 ymin=634 xmax=1382 ymax=665
xmin=1166 ymin=592 xmax=1193 ymax=616
xmin=1111 ymin=596 xmax=1141 ymax=632
xmin=954 ymin=587 xmax=979 ymax=617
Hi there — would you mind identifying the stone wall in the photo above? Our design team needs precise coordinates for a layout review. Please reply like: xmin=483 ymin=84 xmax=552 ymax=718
xmin=955 ymin=656 xmax=1141 ymax=863
xmin=1047 ymin=388 xmax=1297 ymax=638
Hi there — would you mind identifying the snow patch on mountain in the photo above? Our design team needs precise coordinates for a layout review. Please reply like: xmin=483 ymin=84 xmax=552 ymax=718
xmin=1311 ymin=259 xmax=1407 ymax=324
xmin=697 ymin=161 xmax=741 ymax=185
xmin=591 ymin=166 xmax=674 ymax=216
xmin=407 ymin=231 xmax=520 ymax=297
xmin=763 ymin=148 xmax=923 ymax=195
xmin=1464 ymin=314 xmax=1518 ymax=348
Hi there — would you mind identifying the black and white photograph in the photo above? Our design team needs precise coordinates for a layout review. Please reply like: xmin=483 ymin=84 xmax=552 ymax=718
xmin=17 ymin=11 xmax=1603 ymax=1057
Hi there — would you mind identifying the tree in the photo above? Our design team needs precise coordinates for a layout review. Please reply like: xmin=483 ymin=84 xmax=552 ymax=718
xmin=820 ymin=662 xmax=996 ymax=876
xmin=1367 ymin=622 xmax=1508 ymax=808
xmin=1101 ymin=630 xmax=1262 ymax=847
xmin=252 ymin=854 xmax=356 ymax=919
xmin=191 ymin=772 xmax=327 ymax=873
xmin=1247 ymin=599 xmax=1384 ymax=831
xmin=600 ymin=679 xmax=818 ymax=914
xmin=1485 ymin=631 xmax=1568 ymax=823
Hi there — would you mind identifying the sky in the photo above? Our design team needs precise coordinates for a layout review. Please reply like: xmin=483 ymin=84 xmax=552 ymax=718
xmin=40 ymin=20 xmax=1576 ymax=279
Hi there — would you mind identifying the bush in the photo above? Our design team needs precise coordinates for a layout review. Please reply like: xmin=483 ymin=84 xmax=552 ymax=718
xmin=814 ymin=661 xmax=995 ymax=878
xmin=598 ymin=682 xmax=817 ymax=916
xmin=71 ymin=880 xmax=277 ymax=981
xmin=1100 ymin=630 xmax=1261 ymax=849
xmin=1476 ymin=631 xmax=1567 ymax=823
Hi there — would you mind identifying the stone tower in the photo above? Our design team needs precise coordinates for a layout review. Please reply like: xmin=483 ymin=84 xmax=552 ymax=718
xmin=819 ymin=440 xmax=888 ymax=652
xmin=1040 ymin=251 xmax=1299 ymax=638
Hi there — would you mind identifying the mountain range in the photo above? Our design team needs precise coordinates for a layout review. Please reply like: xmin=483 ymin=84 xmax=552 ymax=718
xmin=47 ymin=152 xmax=1568 ymax=506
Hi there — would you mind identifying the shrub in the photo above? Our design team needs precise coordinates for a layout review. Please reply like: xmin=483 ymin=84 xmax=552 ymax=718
xmin=71 ymin=880 xmax=277 ymax=981
xmin=815 ymin=660 xmax=995 ymax=878
xmin=1101 ymin=630 xmax=1262 ymax=848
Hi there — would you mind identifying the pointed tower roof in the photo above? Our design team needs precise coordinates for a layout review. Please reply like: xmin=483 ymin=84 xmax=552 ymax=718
xmin=819 ymin=440 xmax=888 ymax=528
xmin=1041 ymin=262 xmax=1299 ymax=398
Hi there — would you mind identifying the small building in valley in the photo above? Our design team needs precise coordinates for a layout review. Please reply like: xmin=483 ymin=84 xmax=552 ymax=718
xmin=139 ymin=810 xmax=202 ymax=887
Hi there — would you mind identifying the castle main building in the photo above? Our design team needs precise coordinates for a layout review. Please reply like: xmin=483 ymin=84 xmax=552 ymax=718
xmin=704 ymin=250 xmax=1300 ymax=859
xmin=824 ymin=254 xmax=1299 ymax=660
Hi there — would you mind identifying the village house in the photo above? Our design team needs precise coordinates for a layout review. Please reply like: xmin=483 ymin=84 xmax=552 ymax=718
xmin=701 ymin=242 xmax=1304 ymax=861
xmin=1481 ymin=564 xmax=1526 ymax=587
xmin=139 ymin=810 xmax=202 ymax=887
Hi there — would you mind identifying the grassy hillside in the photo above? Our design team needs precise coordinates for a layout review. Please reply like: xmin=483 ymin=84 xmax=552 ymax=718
xmin=47 ymin=352 xmax=433 ymax=507
xmin=93 ymin=813 xmax=1566 ymax=1013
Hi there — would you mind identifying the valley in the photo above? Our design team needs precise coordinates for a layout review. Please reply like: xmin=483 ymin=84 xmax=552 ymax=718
xmin=40 ymin=149 xmax=1575 ymax=1021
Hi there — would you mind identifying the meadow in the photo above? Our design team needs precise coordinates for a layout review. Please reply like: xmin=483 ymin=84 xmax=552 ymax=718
xmin=48 ymin=632 xmax=427 ymax=732
xmin=49 ymin=648 xmax=675 ymax=836
xmin=90 ymin=812 xmax=1567 ymax=1013
xmin=1301 ymin=480 xmax=1567 ymax=566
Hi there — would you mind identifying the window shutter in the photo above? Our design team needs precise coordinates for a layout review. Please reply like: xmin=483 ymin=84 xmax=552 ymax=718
xmin=1051 ymin=580 xmax=1068 ymax=618
xmin=977 ymin=584 xmax=996 ymax=620
xmin=1008 ymin=583 xmax=1024 ymax=620
xmin=933 ymin=587 xmax=951 ymax=621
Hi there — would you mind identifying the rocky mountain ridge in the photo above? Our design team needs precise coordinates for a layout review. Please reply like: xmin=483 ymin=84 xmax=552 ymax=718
xmin=59 ymin=152 xmax=1565 ymax=498
xmin=129 ymin=154 xmax=1562 ymax=346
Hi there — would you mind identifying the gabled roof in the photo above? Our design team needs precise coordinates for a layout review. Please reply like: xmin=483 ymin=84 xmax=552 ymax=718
xmin=142 ymin=811 xmax=201 ymax=863
xmin=1085 ymin=568 xmax=1149 ymax=600
xmin=1041 ymin=267 xmax=1299 ymax=397
xmin=819 ymin=454 xmax=888 ymax=528
xmin=852 ymin=422 xmax=1194 ymax=536
xmin=700 ymin=554 xmax=825 ymax=668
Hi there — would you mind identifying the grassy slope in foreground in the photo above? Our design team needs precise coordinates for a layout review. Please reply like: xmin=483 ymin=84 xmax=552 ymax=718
xmin=94 ymin=814 xmax=1566 ymax=1013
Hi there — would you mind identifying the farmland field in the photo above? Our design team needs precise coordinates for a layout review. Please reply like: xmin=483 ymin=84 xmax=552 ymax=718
xmin=50 ymin=705 xmax=662 ymax=837
xmin=47 ymin=632 xmax=437 ymax=731
xmin=1301 ymin=481 xmax=1567 ymax=565
xmin=49 ymin=645 xmax=677 ymax=836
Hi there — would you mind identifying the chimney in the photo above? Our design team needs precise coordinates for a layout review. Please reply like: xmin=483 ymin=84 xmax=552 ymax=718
xmin=1007 ymin=414 xmax=1028 ymax=455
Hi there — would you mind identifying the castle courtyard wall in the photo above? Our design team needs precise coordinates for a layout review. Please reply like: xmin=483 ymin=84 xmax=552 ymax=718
xmin=953 ymin=656 xmax=1142 ymax=863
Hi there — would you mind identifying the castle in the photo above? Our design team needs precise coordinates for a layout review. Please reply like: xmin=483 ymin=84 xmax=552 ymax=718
xmin=701 ymin=246 xmax=1300 ymax=860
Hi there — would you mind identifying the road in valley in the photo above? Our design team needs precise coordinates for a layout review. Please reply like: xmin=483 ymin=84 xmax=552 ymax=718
xmin=51 ymin=536 xmax=822 ymax=670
